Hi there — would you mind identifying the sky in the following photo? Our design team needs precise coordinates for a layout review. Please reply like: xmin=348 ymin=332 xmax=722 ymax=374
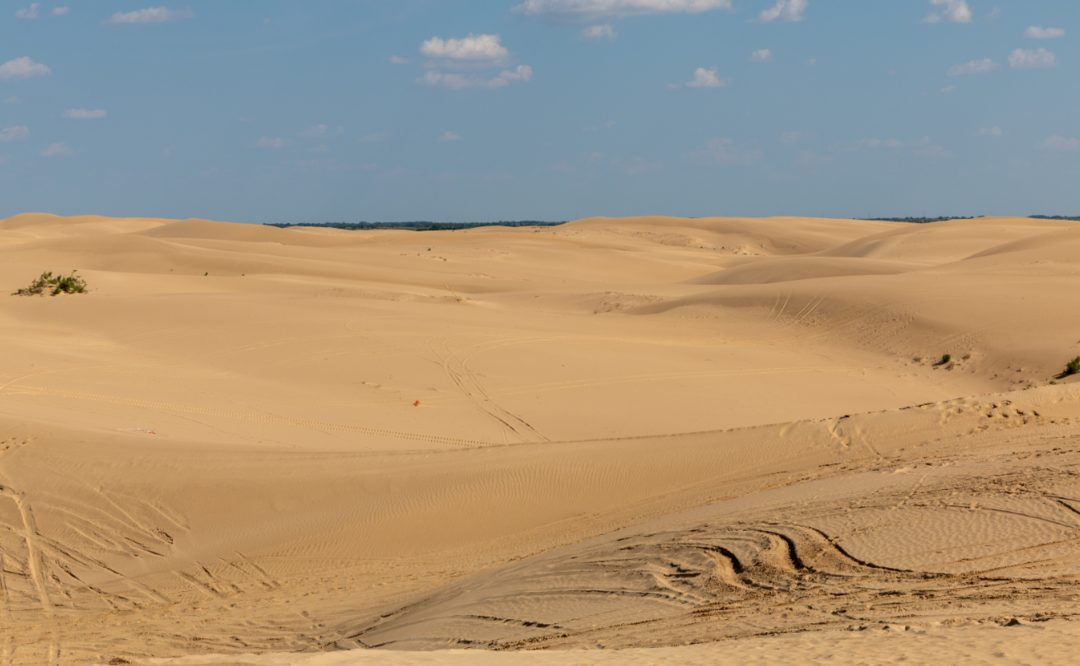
xmin=1 ymin=0 xmax=1078 ymax=224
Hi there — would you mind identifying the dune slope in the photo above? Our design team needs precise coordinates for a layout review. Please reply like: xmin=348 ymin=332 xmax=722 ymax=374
xmin=1 ymin=214 xmax=1079 ymax=666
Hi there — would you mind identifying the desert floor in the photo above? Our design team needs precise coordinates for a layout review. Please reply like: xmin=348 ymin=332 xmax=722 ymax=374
xmin=3 ymin=214 xmax=1080 ymax=665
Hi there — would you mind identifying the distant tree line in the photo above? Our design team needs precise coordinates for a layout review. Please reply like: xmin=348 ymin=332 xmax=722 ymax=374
xmin=862 ymin=216 xmax=979 ymax=224
xmin=267 ymin=221 xmax=567 ymax=231
xmin=863 ymin=215 xmax=1080 ymax=224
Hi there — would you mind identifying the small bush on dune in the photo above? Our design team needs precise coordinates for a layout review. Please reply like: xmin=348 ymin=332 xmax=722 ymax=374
xmin=939 ymin=353 xmax=951 ymax=365
xmin=1066 ymin=357 xmax=1080 ymax=376
xmin=12 ymin=271 xmax=88 ymax=296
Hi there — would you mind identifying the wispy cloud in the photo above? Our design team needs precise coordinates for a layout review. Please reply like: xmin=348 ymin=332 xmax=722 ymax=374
xmin=298 ymin=124 xmax=343 ymax=138
xmin=512 ymin=0 xmax=732 ymax=22
xmin=419 ymin=65 xmax=532 ymax=90
xmin=690 ymin=137 xmax=763 ymax=165
xmin=923 ymin=0 xmax=971 ymax=24
xmin=583 ymin=120 xmax=617 ymax=131
xmin=797 ymin=150 xmax=831 ymax=166
xmin=1040 ymin=136 xmax=1079 ymax=152
xmin=749 ymin=49 xmax=772 ymax=63
xmin=755 ymin=0 xmax=807 ymax=23
xmin=359 ymin=132 xmax=388 ymax=143
xmin=1025 ymin=26 xmax=1064 ymax=39
xmin=941 ymin=84 xmax=956 ymax=93
xmin=977 ymin=127 xmax=1003 ymax=137
xmin=389 ymin=56 xmax=410 ymax=64
xmin=256 ymin=137 xmax=289 ymax=149
xmin=683 ymin=67 xmax=728 ymax=88
xmin=438 ymin=131 xmax=462 ymax=143
xmin=850 ymin=136 xmax=952 ymax=159
xmin=40 ymin=141 xmax=72 ymax=157
xmin=778 ymin=131 xmax=814 ymax=144
xmin=63 ymin=109 xmax=106 ymax=119
xmin=0 ymin=57 xmax=52 ymax=80
xmin=947 ymin=59 xmax=999 ymax=76
xmin=0 ymin=126 xmax=30 ymax=143
xmin=103 ymin=7 xmax=194 ymax=25
xmin=15 ymin=3 xmax=39 ymax=19
xmin=50 ymin=6 xmax=68 ymax=16
xmin=1009 ymin=48 xmax=1056 ymax=70
xmin=580 ymin=24 xmax=617 ymax=41
xmin=421 ymin=34 xmax=509 ymax=62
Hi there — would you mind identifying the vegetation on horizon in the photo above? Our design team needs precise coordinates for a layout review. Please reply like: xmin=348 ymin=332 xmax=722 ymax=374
xmin=268 ymin=221 xmax=567 ymax=232
xmin=12 ymin=270 xmax=89 ymax=296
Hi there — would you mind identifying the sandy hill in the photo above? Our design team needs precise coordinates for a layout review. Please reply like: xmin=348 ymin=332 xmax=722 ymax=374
xmin=1 ymin=214 xmax=1079 ymax=665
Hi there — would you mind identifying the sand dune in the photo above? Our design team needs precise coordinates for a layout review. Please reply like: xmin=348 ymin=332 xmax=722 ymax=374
xmin=1 ymin=214 xmax=1079 ymax=665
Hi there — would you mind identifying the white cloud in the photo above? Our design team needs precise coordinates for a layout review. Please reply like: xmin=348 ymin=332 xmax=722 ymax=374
xmin=438 ymin=131 xmax=462 ymax=143
xmin=359 ymin=132 xmax=388 ymax=142
xmin=1040 ymin=136 xmax=1079 ymax=152
xmin=256 ymin=137 xmax=289 ymax=149
xmin=499 ymin=65 xmax=532 ymax=83
xmin=749 ymin=49 xmax=772 ymax=63
xmin=40 ymin=141 xmax=72 ymax=157
xmin=755 ymin=0 xmax=807 ymax=23
xmin=977 ymin=127 xmax=1003 ymax=137
xmin=15 ymin=3 xmax=40 ymax=19
xmin=581 ymin=24 xmax=617 ymax=41
xmin=941 ymin=84 xmax=956 ymax=93
xmin=1025 ymin=26 xmax=1064 ymax=40
xmin=1009 ymin=48 xmax=1056 ymax=70
xmin=420 ymin=34 xmax=509 ymax=62
xmin=299 ymin=124 xmax=343 ymax=138
xmin=0 ymin=57 xmax=52 ymax=80
xmin=389 ymin=56 xmax=410 ymax=64
xmin=923 ymin=0 xmax=971 ymax=23
xmin=103 ymin=7 xmax=194 ymax=25
xmin=419 ymin=65 xmax=533 ymax=90
xmin=63 ymin=109 xmax=106 ymax=119
xmin=807 ymin=58 xmax=816 ymax=65
xmin=693 ymin=137 xmax=763 ymax=165
xmin=512 ymin=0 xmax=732 ymax=22
xmin=0 ymin=126 xmax=30 ymax=143
xmin=50 ymin=6 xmax=69 ymax=15
xmin=947 ymin=59 xmax=999 ymax=76
xmin=685 ymin=67 xmax=727 ymax=88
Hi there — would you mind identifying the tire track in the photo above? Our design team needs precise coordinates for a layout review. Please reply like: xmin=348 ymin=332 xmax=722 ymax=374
xmin=2 ymin=385 xmax=488 ymax=448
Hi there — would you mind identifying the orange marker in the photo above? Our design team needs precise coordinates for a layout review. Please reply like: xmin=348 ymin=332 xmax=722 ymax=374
xmin=414 ymin=400 xmax=420 ymax=407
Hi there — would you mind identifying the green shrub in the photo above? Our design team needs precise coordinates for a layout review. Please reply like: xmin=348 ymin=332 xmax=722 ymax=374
xmin=940 ymin=353 xmax=951 ymax=365
xmin=12 ymin=270 xmax=88 ymax=296
xmin=1066 ymin=357 xmax=1080 ymax=375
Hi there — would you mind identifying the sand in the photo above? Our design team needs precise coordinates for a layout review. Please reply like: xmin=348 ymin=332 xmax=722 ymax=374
xmin=1 ymin=213 xmax=1080 ymax=665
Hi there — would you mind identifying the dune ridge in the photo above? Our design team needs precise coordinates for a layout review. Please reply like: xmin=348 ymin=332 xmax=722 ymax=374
xmin=1 ymin=213 xmax=1080 ymax=665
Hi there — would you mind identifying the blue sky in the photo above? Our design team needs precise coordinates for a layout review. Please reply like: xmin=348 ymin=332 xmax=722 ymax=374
xmin=1 ymin=1 xmax=1077 ymax=223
